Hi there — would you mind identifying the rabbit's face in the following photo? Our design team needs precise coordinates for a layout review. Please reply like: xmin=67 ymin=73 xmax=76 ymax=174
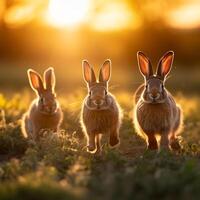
xmin=137 ymin=51 xmax=174 ymax=104
xmin=28 ymin=67 xmax=59 ymax=114
xmin=88 ymin=84 xmax=108 ymax=109
xmin=82 ymin=59 xmax=112 ymax=110
xmin=38 ymin=91 xmax=58 ymax=114
xmin=142 ymin=77 xmax=166 ymax=104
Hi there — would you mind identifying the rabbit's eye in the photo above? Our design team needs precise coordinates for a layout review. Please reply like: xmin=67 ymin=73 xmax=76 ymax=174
xmin=89 ymin=91 xmax=91 ymax=96
xmin=105 ymin=90 xmax=107 ymax=95
xmin=40 ymin=97 xmax=44 ymax=104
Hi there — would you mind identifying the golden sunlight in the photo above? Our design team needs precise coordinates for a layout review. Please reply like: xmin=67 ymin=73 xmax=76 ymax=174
xmin=48 ymin=0 xmax=90 ymax=27
xmin=167 ymin=3 xmax=200 ymax=29
xmin=91 ymin=2 xmax=140 ymax=31
xmin=4 ymin=5 xmax=35 ymax=28
xmin=0 ymin=1 xmax=5 ymax=21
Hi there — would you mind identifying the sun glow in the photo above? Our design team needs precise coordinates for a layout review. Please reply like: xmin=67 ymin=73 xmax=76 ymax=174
xmin=92 ymin=2 xmax=140 ymax=31
xmin=48 ymin=0 xmax=90 ymax=27
xmin=167 ymin=4 xmax=200 ymax=29
xmin=4 ymin=5 xmax=35 ymax=28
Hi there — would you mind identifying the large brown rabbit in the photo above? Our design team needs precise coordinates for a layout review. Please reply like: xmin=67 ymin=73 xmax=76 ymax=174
xmin=134 ymin=51 xmax=183 ymax=151
xmin=21 ymin=67 xmax=63 ymax=140
xmin=81 ymin=59 xmax=122 ymax=154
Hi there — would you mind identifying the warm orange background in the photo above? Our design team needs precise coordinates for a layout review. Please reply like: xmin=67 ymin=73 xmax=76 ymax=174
xmin=0 ymin=0 xmax=199 ymax=93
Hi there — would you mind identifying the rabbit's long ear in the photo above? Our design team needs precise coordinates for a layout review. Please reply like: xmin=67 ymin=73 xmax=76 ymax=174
xmin=156 ymin=51 xmax=174 ymax=80
xmin=44 ymin=67 xmax=56 ymax=91
xmin=137 ymin=51 xmax=153 ymax=79
xmin=99 ymin=59 xmax=111 ymax=83
xmin=82 ymin=60 xmax=96 ymax=84
xmin=28 ymin=69 xmax=44 ymax=94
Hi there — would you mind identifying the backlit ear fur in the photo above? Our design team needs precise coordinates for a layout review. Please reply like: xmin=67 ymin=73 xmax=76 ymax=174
xmin=44 ymin=67 xmax=56 ymax=91
xmin=157 ymin=51 xmax=174 ymax=80
xmin=82 ymin=60 xmax=96 ymax=84
xmin=27 ymin=69 xmax=44 ymax=94
xmin=137 ymin=51 xmax=153 ymax=79
xmin=99 ymin=59 xmax=111 ymax=83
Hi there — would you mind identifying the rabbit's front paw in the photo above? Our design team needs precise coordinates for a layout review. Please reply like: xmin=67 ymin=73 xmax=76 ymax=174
xmin=87 ymin=144 xmax=96 ymax=152
xmin=170 ymin=139 xmax=181 ymax=151
xmin=109 ymin=136 xmax=120 ymax=148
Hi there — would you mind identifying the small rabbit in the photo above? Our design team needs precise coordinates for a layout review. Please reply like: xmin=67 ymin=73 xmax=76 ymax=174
xmin=81 ymin=59 xmax=122 ymax=154
xmin=21 ymin=67 xmax=63 ymax=140
xmin=134 ymin=51 xmax=183 ymax=151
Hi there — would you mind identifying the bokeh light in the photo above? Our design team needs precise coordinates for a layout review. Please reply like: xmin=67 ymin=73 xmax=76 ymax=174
xmin=91 ymin=2 xmax=141 ymax=31
xmin=167 ymin=3 xmax=200 ymax=29
xmin=47 ymin=0 xmax=90 ymax=27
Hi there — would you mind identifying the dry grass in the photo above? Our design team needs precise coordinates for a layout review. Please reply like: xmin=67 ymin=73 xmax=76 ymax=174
xmin=0 ymin=89 xmax=200 ymax=200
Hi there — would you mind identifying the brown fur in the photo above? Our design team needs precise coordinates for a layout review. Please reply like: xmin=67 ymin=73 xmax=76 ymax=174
xmin=134 ymin=84 xmax=145 ymax=105
xmin=81 ymin=94 xmax=122 ymax=152
xmin=81 ymin=60 xmax=122 ymax=153
xmin=134 ymin=51 xmax=183 ymax=151
xmin=22 ymin=100 xmax=63 ymax=140
xmin=21 ymin=68 xmax=63 ymax=140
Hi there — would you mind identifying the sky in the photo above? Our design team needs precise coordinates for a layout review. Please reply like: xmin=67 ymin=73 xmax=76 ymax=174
xmin=0 ymin=0 xmax=200 ymax=72
xmin=0 ymin=0 xmax=200 ymax=90
xmin=0 ymin=0 xmax=200 ymax=30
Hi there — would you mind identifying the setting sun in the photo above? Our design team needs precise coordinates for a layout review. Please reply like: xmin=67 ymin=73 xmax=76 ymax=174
xmin=48 ymin=0 xmax=90 ymax=27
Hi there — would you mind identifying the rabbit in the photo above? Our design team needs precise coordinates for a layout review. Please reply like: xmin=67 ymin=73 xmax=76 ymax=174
xmin=21 ymin=67 xmax=63 ymax=140
xmin=134 ymin=51 xmax=183 ymax=151
xmin=80 ymin=59 xmax=122 ymax=154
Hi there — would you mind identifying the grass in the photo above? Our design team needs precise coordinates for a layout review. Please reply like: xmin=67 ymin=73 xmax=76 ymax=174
xmin=0 ymin=89 xmax=200 ymax=200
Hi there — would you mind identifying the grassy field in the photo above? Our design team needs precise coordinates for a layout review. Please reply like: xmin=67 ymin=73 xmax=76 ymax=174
xmin=0 ymin=88 xmax=200 ymax=200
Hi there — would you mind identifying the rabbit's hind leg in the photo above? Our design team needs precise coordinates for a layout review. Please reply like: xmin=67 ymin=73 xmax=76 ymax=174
xmin=109 ymin=127 xmax=120 ymax=148
xmin=95 ymin=134 xmax=102 ymax=154
xmin=147 ymin=133 xmax=158 ymax=150
xmin=87 ymin=133 xmax=96 ymax=153
xmin=169 ymin=108 xmax=182 ymax=151
xmin=160 ymin=133 xmax=170 ymax=151
xmin=169 ymin=133 xmax=181 ymax=150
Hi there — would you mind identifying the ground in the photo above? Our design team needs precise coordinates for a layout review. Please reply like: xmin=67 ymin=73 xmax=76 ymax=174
xmin=0 ymin=90 xmax=200 ymax=200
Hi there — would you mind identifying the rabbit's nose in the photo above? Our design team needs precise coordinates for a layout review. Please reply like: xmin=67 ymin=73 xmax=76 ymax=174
xmin=94 ymin=100 xmax=103 ymax=106
xmin=149 ymin=93 xmax=160 ymax=100
xmin=46 ymin=107 xmax=52 ymax=112
xmin=46 ymin=106 xmax=55 ymax=113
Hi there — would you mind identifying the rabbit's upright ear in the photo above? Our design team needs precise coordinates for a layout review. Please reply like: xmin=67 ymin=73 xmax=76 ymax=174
xmin=82 ymin=60 xmax=96 ymax=84
xmin=28 ymin=69 xmax=44 ymax=94
xmin=156 ymin=51 xmax=174 ymax=80
xmin=137 ymin=51 xmax=153 ymax=79
xmin=44 ymin=67 xmax=56 ymax=92
xmin=99 ymin=59 xmax=111 ymax=83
